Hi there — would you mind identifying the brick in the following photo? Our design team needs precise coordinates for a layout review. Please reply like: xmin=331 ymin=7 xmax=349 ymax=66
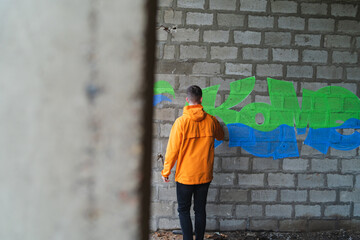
xmin=342 ymin=160 xmax=360 ymax=173
xmin=295 ymin=205 xmax=321 ymax=217
xmin=295 ymin=34 xmax=321 ymax=47
xmin=171 ymin=28 xmax=199 ymax=42
xmin=151 ymin=202 xmax=174 ymax=216
xmin=159 ymin=218 xmax=180 ymax=229
xmin=217 ymin=13 xmax=245 ymax=27
xmin=238 ymin=174 xmax=264 ymax=187
xmin=207 ymin=204 xmax=233 ymax=217
xmin=163 ymin=45 xmax=175 ymax=59
xmin=222 ymin=157 xmax=249 ymax=171
xmin=179 ymin=76 xmax=207 ymax=90
xmin=193 ymin=62 xmax=221 ymax=75
xmin=211 ymin=46 xmax=238 ymax=60
xmin=243 ymin=48 xmax=268 ymax=61
xmin=312 ymin=159 xmax=338 ymax=172
xmin=234 ymin=31 xmax=261 ymax=45
xmin=308 ymin=220 xmax=336 ymax=231
xmin=159 ymin=0 xmax=173 ymax=7
xmin=327 ymin=174 xmax=353 ymax=188
xmin=283 ymin=158 xmax=308 ymax=171
xmin=209 ymin=0 xmax=236 ymax=10
xmin=324 ymin=35 xmax=351 ymax=48
xmin=301 ymin=3 xmax=327 ymax=15
xmin=251 ymin=190 xmax=277 ymax=202
xmin=270 ymin=0 xmax=297 ymax=13
xmin=240 ymin=0 xmax=267 ymax=12
xmin=266 ymin=205 xmax=292 ymax=218
xmin=330 ymin=148 xmax=357 ymax=157
xmin=157 ymin=29 xmax=168 ymax=41
xmin=310 ymin=190 xmax=336 ymax=202
xmin=268 ymin=173 xmax=295 ymax=187
xmin=212 ymin=173 xmax=234 ymax=186
xmin=164 ymin=10 xmax=182 ymax=24
xmin=206 ymin=219 xmax=218 ymax=231
xmin=332 ymin=51 xmax=358 ymax=64
xmin=302 ymin=50 xmax=328 ymax=63
xmin=256 ymin=64 xmax=283 ymax=77
xmin=265 ymin=32 xmax=291 ymax=46
xmin=339 ymin=220 xmax=360 ymax=231
xmin=347 ymin=68 xmax=360 ymax=81
xmin=355 ymin=203 xmax=360 ymax=217
xmin=357 ymin=37 xmax=360 ymax=48
xmin=203 ymin=30 xmax=229 ymax=43
xmin=340 ymin=190 xmax=360 ymax=202
xmin=331 ymin=4 xmax=358 ymax=17
xmin=186 ymin=12 xmax=213 ymax=26
xmin=248 ymin=16 xmax=274 ymax=29
xmin=177 ymin=0 xmax=204 ymax=9
xmin=253 ymin=158 xmax=279 ymax=171
xmin=325 ymin=205 xmax=350 ymax=217
xmin=251 ymin=220 xmax=277 ymax=231
xmin=225 ymin=63 xmax=252 ymax=76
xmin=220 ymin=219 xmax=246 ymax=231
xmin=160 ymin=123 xmax=172 ymax=137
xmin=278 ymin=17 xmax=305 ymax=30
xmin=220 ymin=189 xmax=248 ymax=202
xmin=159 ymin=187 xmax=177 ymax=201
xmin=298 ymin=174 xmax=325 ymax=188
xmin=338 ymin=20 xmax=360 ymax=34
xmin=308 ymin=18 xmax=335 ymax=32
xmin=281 ymin=190 xmax=307 ymax=202
xmin=287 ymin=66 xmax=313 ymax=78
xmin=356 ymin=175 xmax=360 ymax=189
xmin=280 ymin=220 xmax=307 ymax=232
xmin=179 ymin=45 xmax=207 ymax=59
xmin=207 ymin=188 xmax=218 ymax=202
xmin=272 ymin=49 xmax=298 ymax=62
xmin=149 ymin=218 xmax=157 ymax=231
xmin=317 ymin=66 xmax=342 ymax=80
xmin=154 ymin=108 xmax=176 ymax=121
xmin=236 ymin=205 xmax=263 ymax=217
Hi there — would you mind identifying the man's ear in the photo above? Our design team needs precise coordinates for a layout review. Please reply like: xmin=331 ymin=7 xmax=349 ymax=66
xmin=186 ymin=97 xmax=189 ymax=103
xmin=200 ymin=97 xmax=203 ymax=103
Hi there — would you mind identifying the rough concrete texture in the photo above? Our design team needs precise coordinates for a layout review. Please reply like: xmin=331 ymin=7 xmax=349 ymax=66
xmin=153 ymin=0 xmax=360 ymax=232
xmin=0 ymin=0 xmax=154 ymax=239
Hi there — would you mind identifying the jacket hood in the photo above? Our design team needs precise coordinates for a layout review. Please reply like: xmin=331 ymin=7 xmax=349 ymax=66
xmin=183 ymin=104 xmax=206 ymax=122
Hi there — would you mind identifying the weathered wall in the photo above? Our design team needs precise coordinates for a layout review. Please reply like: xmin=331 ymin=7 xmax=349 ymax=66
xmin=0 ymin=0 xmax=155 ymax=239
xmin=151 ymin=0 xmax=360 ymax=232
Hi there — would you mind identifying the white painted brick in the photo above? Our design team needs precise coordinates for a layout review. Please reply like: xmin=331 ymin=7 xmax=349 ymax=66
xmin=179 ymin=76 xmax=207 ymax=90
xmin=238 ymin=174 xmax=264 ymax=187
xmin=243 ymin=48 xmax=268 ymax=61
xmin=265 ymin=32 xmax=291 ymax=46
xmin=331 ymin=4 xmax=358 ymax=17
xmin=234 ymin=31 xmax=261 ymax=45
xmin=207 ymin=204 xmax=233 ymax=217
xmin=163 ymin=45 xmax=175 ymax=59
xmin=312 ymin=159 xmax=338 ymax=172
xmin=302 ymin=50 xmax=328 ymax=63
xmin=283 ymin=158 xmax=308 ymax=171
xmin=186 ymin=12 xmax=213 ymax=25
xmin=211 ymin=46 xmax=238 ymax=60
xmin=248 ymin=16 xmax=274 ymax=29
xmin=151 ymin=202 xmax=174 ymax=216
xmin=154 ymin=108 xmax=176 ymax=121
xmin=210 ymin=0 xmax=236 ymax=10
xmin=342 ymin=159 xmax=360 ymax=173
xmin=310 ymin=190 xmax=336 ymax=202
xmin=222 ymin=157 xmax=249 ymax=170
xmin=324 ymin=35 xmax=351 ymax=48
xmin=281 ymin=190 xmax=307 ymax=202
xmin=301 ymin=3 xmax=328 ymax=15
xmin=217 ymin=13 xmax=245 ymax=27
xmin=256 ymin=64 xmax=283 ymax=77
xmin=287 ymin=66 xmax=313 ymax=78
xmin=266 ymin=205 xmax=292 ymax=218
xmin=164 ymin=10 xmax=182 ymax=24
xmin=160 ymin=123 xmax=172 ymax=137
xmin=295 ymin=205 xmax=321 ymax=217
xmin=308 ymin=18 xmax=335 ymax=32
xmin=157 ymin=29 xmax=168 ymax=41
xmin=332 ymin=51 xmax=358 ymax=64
xmin=203 ymin=30 xmax=229 ymax=43
xmin=177 ymin=0 xmax=205 ymax=9
xmin=338 ymin=20 xmax=360 ymax=34
xmin=295 ymin=34 xmax=321 ymax=47
xmin=347 ymin=68 xmax=360 ymax=81
xmin=278 ymin=17 xmax=305 ymax=30
xmin=270 ymin=0 xmax=297 ymax=13
xmin=159 ymin=218 xmax=180 ymax=229
xmin=298 ymin=174 xmax=325 ymax=188
xmin=236 ymin=205 xmax=263 ymax=217
xmin=340 ymin=190 xmax=360 ymax=202
xmin=317 ymin=66 xmax=342 ymax=80
xmin=159 ymin=187 xmax=177 ymax=201
xmin=179 ymin=45 xmax=207 ymax=59
xmin=220 ymin=189 xmax=248 ymax=202
xmin=171 ymin=28 xmax=199 ymax=42
xmin=240 ymin=0 xmax=267 ymax=12
xmin=268 ymin=173 xmax=295 ymax=187
xmin=325 ymin=205 xmax=351 ymax=217
xmin=251 ymin=190 xmax=277 ymax=202
xmin=327 ymin=174 xmax=353 ymax=188
xmin=272 ymin=49 xmax=298 ymax=62
xmin=225 ymin=63 xmax=252 ymax=76
xmin=193 ymin=62 xmax=221 ymax=75
xmin=159 ymin=0 xmax=173 ymax=7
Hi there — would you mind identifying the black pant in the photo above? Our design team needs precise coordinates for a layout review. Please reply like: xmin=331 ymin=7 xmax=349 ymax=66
xmin=176 ymin=181 xmax=210 ymax=240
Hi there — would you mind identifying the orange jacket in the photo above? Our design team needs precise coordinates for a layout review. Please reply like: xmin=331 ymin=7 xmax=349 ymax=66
xmin=161 ymin=104 xmax=224 ymax=185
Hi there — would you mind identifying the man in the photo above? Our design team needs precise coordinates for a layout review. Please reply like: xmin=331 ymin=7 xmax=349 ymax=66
xmin=161 ymin=85 xmax=224 ymax=240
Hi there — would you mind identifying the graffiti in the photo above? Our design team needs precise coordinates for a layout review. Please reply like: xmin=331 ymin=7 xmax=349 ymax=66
xmin=154 ymin=77 xmax=360 ymax=159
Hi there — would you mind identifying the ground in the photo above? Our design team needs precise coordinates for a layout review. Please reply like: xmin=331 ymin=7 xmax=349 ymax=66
xmin=150 ymin=230 xmax=360 ymax=240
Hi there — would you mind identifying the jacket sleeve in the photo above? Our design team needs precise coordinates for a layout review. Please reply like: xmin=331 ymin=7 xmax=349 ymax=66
xmin=161 ymin=119 xmax=183 ymax=178
xmin=213 ymin=117 xmax=224 ymax=141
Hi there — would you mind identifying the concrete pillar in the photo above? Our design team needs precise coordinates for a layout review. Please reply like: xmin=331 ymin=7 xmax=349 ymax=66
xmin=0 ymin=0 xmax=155 ymax=239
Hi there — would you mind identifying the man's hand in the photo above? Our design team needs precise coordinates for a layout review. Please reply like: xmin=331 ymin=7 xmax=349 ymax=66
xmin=162 ymin=176 xmax=170 ymax=183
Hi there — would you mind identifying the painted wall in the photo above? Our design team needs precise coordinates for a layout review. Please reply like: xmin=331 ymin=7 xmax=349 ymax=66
xmin=152 ymin=0 xmax=360 ymax=232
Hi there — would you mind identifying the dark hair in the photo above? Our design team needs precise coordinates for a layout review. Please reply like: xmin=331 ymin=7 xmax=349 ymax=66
xmin=186 ymin=85 xmax=202 ymax=104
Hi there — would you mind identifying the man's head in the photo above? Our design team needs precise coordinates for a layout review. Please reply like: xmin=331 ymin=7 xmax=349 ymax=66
xmin=186 ymin=85 xmax=202 ymax=105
